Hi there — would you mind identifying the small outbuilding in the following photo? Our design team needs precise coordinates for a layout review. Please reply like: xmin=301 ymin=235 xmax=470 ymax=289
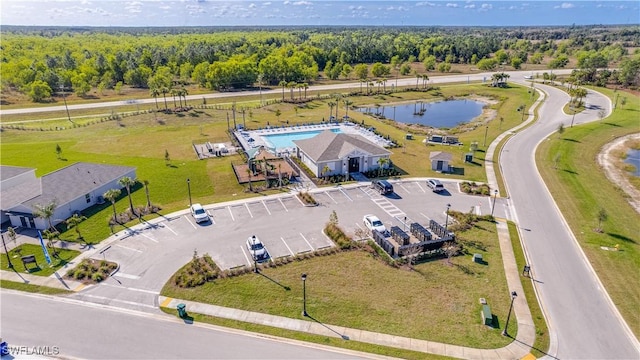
xmin=430 ymin=151 xmax=453 ymax=172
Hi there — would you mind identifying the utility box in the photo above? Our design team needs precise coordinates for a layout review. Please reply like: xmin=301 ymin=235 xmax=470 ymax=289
xmin=177 ymin=303 xmax=187 ymax=318
xmin=481 ymin=304 xmax=493 ymax=326
xmin=465 ymin=153 xmax=474 ymax=162
xmin=473 ymin=253 xmax=483 ymax=263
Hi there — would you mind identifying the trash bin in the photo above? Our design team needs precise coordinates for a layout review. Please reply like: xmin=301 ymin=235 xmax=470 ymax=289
xmin=177 ymin=303 xmax=187 ymax=318
xmin=0 ymin=338 xmax=8 ymax=356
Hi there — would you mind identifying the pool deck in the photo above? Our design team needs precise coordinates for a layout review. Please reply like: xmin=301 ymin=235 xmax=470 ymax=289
xmin=235 ymin=121 xmax=394 ymax=156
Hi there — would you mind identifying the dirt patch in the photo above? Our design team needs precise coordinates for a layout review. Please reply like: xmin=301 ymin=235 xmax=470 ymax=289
xmin=597 ymin=133 xmax=640 ymax=213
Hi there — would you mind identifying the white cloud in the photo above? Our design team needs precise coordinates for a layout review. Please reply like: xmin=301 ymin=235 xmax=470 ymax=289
xmin=292 ymin=1 xmax=312 ymax=5
xmin=249 ymin=3 xmax=256 ymax=8
xmin=554 ymin=2 xmax=575 ymax=9
xmin=446 ymin=3 xmax=458 ymax=8
xmin=464 ymin=4 xmax=475 ymax=9
xmin=415 ymin=2 xmax=436 ymax=6
xmin=481 ymin=3 xmax=492 ymax=10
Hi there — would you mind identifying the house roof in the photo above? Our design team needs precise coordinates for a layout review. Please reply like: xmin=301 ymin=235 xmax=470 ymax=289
xmin=1 ymin=177 xmax=42 ymax=210
xmin=293 ymin=130 xmax=391 ymax=162
xmin=20 ymin=162 xmax=136 ymax=208
xmin=1 ymin=165 xmax=34 ymax=182
xmin=429 ymin=151 xmax=453 ymax=161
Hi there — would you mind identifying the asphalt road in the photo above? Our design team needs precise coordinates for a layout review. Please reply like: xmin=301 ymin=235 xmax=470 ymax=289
xmin=0 ymin=291 xmax=375 ymax=360
xmin=502 ymin=83 xmax=639 ymax=359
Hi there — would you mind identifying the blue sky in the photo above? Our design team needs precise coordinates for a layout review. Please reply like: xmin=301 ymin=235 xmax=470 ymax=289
xmin=1 ymin=1 xmax=638 ymax=27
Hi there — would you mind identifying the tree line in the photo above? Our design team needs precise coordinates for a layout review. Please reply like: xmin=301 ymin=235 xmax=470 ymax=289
xmin=1 ymin=25 xmax=638 ymax=102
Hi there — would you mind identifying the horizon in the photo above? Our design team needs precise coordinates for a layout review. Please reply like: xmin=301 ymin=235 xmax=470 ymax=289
xmin=1 ymin=1 xmax=638 ymax=28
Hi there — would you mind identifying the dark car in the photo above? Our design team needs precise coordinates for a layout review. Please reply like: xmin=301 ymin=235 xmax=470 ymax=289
xmin=372 ymin=180 xmax=394 ymax=195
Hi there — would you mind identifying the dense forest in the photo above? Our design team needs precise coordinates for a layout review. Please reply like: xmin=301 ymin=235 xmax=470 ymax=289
xmin=1 ymin=25 xmax=639 ymax=102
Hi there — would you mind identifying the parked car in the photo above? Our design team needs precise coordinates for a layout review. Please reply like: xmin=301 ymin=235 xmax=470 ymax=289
xmin=371 ymin=179 xmax=394 ymax=195
xmin=427 ymin=179 xmax=445 ymax=192
xmin=246 ymin=235 xmax=268 ymax=261
xmin=363 ymin=214 xmax=387 ymax=234
xmin=190 ymin=203 xmax=209 ymax=223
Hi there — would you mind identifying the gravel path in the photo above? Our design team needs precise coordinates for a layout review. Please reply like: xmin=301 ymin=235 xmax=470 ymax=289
xmin=597 ymin=133 xmax=640 ymax=213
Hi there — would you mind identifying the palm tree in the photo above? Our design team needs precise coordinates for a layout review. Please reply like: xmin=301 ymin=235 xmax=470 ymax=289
xmin=117 ymin=176 xmax=137 ymax=216
xmin=574 ymin=87 xmax=588 ymax=107
xmin=170 ymin=88 xmax=178 ymax=108
xmin=422 ymin=74 xmax=429 ymax=89
xmin=321 ymin=165 xmax=331 ymax=178
xmin=287 ymin=81 xmax=296 ymax=100
xmin=257 ymin=74 xmax=264 ymax=105
xmin=103 ymin=188 xmax=121 ymax=223
xmin=42 ymin=229 xmax=59 ymax=257
xmin=161 ymin=87 xmax=169 ymax=111
xmin=333 ymin=94 xmax=341 ymax=120
xmin=246 ymin=168 xmax=253 ymax=192
xmin=415 ymin=71 xmax=420 ymax=89
xmin=377 ymin=157 xmax=389 ymax=176
xmin=180 ymin=87 xmax=188 ymax=107
xmin=302 ymin=83 xmax=309 ymax=98
xmin=33 ymin=200 xmax=57 ymax=232
xmin=328 ymin=101 xmax=336 ymax=121
xmin=343 ymin=99 xmax=353 ymax=119
xmin=65 ymin=213 xmax=87 ymax=240
xmin=143 ymin=180 xmax=151 ymax=209
xmin=150 ymin=88 xmax=160 ymax=110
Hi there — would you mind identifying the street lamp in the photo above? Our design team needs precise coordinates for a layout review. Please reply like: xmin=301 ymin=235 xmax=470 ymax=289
xmin=502 ymin=291 xmax=518 ymax=336
xmin=491 ymin=189 xmax=498 ymax=217
xmin=403 ymin=216 xmax=407 ymax=232
xmin=444 ymin=204 xmax=451 ymax=233
xmin=570 ymin=107 xmax=577 ymax=128
xmin=301 ymin=273 xmax=308 ymax=317
xmin=1 ymin=233 xmax=13 ymax=269
xmin=252 ymin=235 xmax=258 ymax=273
xmin=186 ymin=178 xmax=192 ymax=208
xmin=483 ymin=125 xmax=489 ymax=147
xmin=59 ymin=84 xmax=72 ymax=124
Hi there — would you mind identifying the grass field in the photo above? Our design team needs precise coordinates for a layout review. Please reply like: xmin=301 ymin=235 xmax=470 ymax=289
xmin=536 ymin=88 xmax=640 ymax=338
xmin=0 ymin=244 xmax=81 ymax=277
xmin=162 ymin=219 xmax=514 ymax=349
xmin=1 ymin=84 xmax=535 ymax=245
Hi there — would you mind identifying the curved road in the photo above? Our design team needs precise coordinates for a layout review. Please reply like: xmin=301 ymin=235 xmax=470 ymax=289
xmin=1 ymin=291 xmax=374 ymax=360
xmin=3 ymin=70 xmax=638 ymax=358
xmin=502 ymin=82 xmax=639 ymax=359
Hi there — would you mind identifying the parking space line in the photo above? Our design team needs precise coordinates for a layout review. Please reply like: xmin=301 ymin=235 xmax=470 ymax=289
xmin=245 ymin=203 xmax=254 ymax=218
xmin=339 ymin=188 xmax=353 ymax=202
xmin=280 ymin=237 xmax=294 ymax=256
xmin=184 ymin=216 xmax=197 ymax=229
xmin=139 ymin=232 xmax=158 ymax=243
xmin=101 ymin=283 xmax=158 ymax=294
xmin=415 ymin=182 xmax=427 ymax=193
xmin=279 ymin=198 xmax=289 ymax=212
xmin=206 ymin=210 xmax=216 ymax=224
xmin=262 ymin=200 xmax=272 ymax=215
xmin=162 ymin=222 xmax=178 ymax=235
xmin=299 ymin=232 xmax=314 ymax=252
xmin=325 ymin=191 xmax=338 ymax=204
xmin=294 ymin=193 xmax=305 ymax=206
xmin=420 ymin=212 xmax=431 ymax=220
xmin=115 ymin=244 xmax=143 ymax=253
xmin=241 ymin=246 xmax=252 ymax=266
xmin=398 ymin=183 xmax=411 ymax=194
xmin=228 ymin=206 xmax=235 ymax=221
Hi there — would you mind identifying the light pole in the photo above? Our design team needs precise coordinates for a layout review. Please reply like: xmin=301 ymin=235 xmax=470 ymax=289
xmin=483 ymin=125 xmax=489 ymax=147
xmin=520 ymin=104 xmax=526 ymax=122
xmin=301 ymin=273 xmax=308 ymax=317
xmin=502 ymin=291 xmax=518 ymax=336
xmin=186 ymin=178 xmax=192 ymax=208
xmin=444 ymin=203 xmax=451 ymax=233
xmin=1 ymin=233 xmax=13 ymax=269
xmin=570 ymin=107 xmax=577 ymax=128
xmin=491 ymin=189 xmax=498 ymax=217
xmin=252 ymin=235 xmax=258 ymax=273
xmin=59 ymin=84 xmax=72 ymax=124
xmin=403 ymin=216 xmax=407 ymax=232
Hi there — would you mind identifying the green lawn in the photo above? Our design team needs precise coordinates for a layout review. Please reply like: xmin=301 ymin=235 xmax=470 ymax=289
xmin=536 ymin=88 xmax=640 ymax=338
xmin=162 ymin=220 xmax=514 ymax=349
xmin=0 ymin=243 xmax=81 ymax=277
xmin=0 ymin=279 xmax=72 ymax=295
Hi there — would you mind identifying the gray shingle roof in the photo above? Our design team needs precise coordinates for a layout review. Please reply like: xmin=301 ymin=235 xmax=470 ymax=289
xmin=1 ymin=165 xmax=33 ymax=181
xmin=293 ymin=130 xmax=391 ymax=162
xmin=21 ymin=162 xmax=136 ymax=208
xmin=429 ymin=151 xmax=453 ymax=161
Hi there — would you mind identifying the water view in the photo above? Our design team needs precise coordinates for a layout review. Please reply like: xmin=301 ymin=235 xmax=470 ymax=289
xmin=358 ymin=99 xmax=485 ymax=128
xmin=625 ymin=149 xmax=640 ymax=177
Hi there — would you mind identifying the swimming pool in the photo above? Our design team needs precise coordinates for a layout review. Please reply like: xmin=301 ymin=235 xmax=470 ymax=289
xmin=262 ymin=128 xmax=342 ymax=150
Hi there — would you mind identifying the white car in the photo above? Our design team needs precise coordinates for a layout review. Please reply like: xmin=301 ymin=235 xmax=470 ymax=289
xmin=190 ymin=203 xmax=209 ymax=223
xmin=246 ymin=235 xmax=268 ymax=261
xmin=363 ymin=214 xmax=386 ymax=234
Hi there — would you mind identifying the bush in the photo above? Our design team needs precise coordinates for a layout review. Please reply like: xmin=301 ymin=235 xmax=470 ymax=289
xmin=325 ymin=223 xmax=355 ymax=249
xmin=91 ymin=272 xmax=104 ymax=282
xmin=174 ymin=254 xmax=221 ymax=288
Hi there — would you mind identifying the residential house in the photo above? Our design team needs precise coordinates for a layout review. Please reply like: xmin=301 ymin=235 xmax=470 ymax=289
xmin=429 ymin=151 xmax=453 ymax=172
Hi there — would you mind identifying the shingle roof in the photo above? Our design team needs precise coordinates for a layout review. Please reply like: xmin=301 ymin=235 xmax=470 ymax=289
xmin=21 ymin=162 xmax=136 ymax=208
xmin=429 ymin=151 xmax=453 ymax=161
xmin=1 ymin=165 xmax=34 ymax=182
xmin=293 ymin=130 xmax=391 ymax=162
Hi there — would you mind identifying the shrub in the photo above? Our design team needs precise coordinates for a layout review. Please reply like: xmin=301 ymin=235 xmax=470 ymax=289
xmin=325 ymin=223 xmax=354 ymax=249
xmin=91 ymin=272 xmax=104 ymax=282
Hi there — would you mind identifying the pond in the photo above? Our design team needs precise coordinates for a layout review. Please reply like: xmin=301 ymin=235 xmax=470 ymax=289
xmin=357 ymin=99 xmax=485 ymax=128
xmin=624 ymin=149 xmax=640 ymax=177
